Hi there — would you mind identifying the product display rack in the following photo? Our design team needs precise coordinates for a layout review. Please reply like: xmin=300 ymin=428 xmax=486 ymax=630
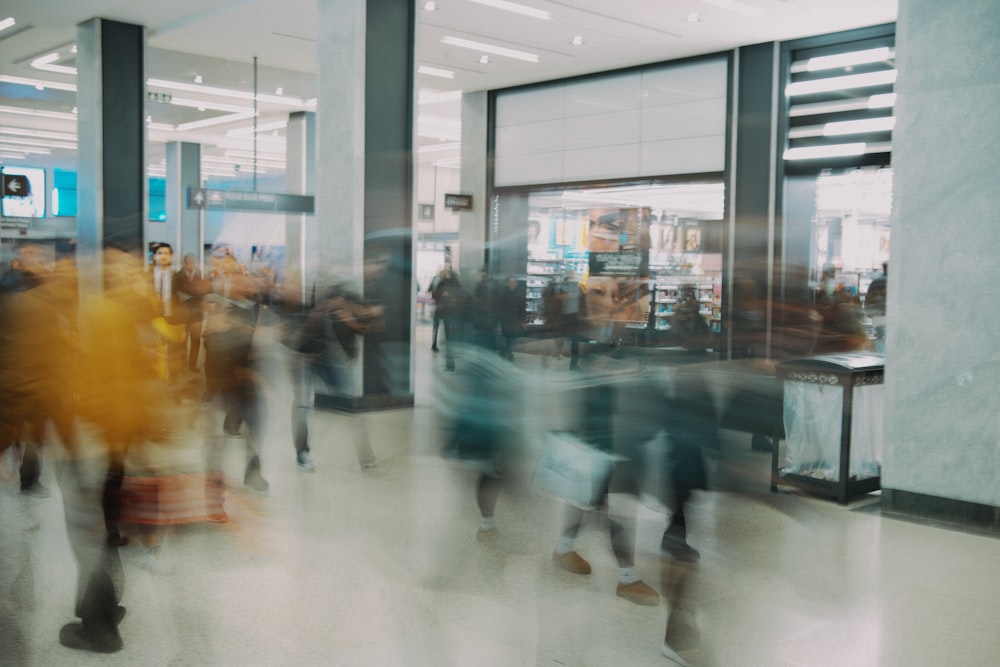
xmin=649 ymin=275 xmax=721 ymax=333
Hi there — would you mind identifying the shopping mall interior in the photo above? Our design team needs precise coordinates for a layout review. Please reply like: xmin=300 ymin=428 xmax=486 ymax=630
xmin=1 ymin=1 xmax=998 ymax=665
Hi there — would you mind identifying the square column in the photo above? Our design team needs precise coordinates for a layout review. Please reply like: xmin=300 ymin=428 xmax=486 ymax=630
xmin=165 ymin=141 xmax=201 ymax=262
xmin=76 ymin=18 xmax=146 ymax=290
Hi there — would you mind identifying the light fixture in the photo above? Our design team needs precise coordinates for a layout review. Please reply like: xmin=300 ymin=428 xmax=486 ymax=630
xmin=441 ymin=36 xmax=539 ymax=62
xmin=479 ymin=55 xmax=490 ymax=64
xmin=70 ymin=44 xmax=77 ymax=54
xmin=0 ymin=17 xmax=16 ymax=33
xmin=194 ymin=74 xmax=203 ymax=84
xmin=469 ymin=0 xmax=552 ymax=21
xmin=786 ymin=70 xmax=896 ymax=96
xmin=423 ymin=1 xmax=437 ymax=10
xmin=686 ymin=12 xmax=701 ymax=23
xmin=698 ymin=0 xmax=764 ymax=19
xmin=0 ymin=74 xmax=76 ymax=92
xmin=784 ymin=143 xmax=867 ymax=160
xmin=570 ymin=35 xmax=584 ymax=46
xmin=807 ymin=47 xmax=892 ymax=72
xmin=823 ymin=116 xmax=896 ymax=136
xmin=275 ymin=86 xmax=284 ymax=95
xmin=419 ymin=65 xmax=455 ymax=79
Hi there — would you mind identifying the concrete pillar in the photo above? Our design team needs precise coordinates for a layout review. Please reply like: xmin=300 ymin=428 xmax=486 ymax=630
xmin=76 ymin=18 xmax=146 ymax=291
xmin=165 ymin=141 xmax=201 ymax=262
xmin=458 ymin=91 xmax=488 ymax=283
xmin=881 ymin=0 xmax=1000 ymax=528
xmin=285 ymin=110 xmax=315 ymax=305
xmin=316 ymin=0 xmax=415 ymax=407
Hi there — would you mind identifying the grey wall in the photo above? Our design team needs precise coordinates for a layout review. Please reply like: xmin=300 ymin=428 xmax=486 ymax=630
xmin=883 ymin=0 xmax=1000 ymax=507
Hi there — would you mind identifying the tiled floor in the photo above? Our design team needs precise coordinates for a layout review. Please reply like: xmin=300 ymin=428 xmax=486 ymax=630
xmin=2 ymin=321 xmax=998 ymax=666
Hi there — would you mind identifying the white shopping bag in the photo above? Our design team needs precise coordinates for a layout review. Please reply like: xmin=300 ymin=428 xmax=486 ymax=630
xmin=534 ymin=431 xmax=622 ymax=510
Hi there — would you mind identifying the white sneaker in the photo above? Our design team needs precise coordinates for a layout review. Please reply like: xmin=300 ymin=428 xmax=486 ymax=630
xmin=661 ymin=642 xmax=693 ymax=666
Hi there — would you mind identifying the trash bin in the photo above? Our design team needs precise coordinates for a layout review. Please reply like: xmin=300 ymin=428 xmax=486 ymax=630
xmin=771 ymin=352 xmax=884 ymax=504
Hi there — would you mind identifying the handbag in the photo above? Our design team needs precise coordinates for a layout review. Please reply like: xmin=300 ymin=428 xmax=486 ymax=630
xmin=533 ymin=431 xmax=622 ymax=510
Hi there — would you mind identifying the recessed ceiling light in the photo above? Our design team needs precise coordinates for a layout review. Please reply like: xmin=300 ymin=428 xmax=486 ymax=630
xmin=197 ymin=106 xmax=206 ymax=112
xmin=479 ymin=55 xmax=490 ymax=64
xmin=275 ymin=86 xmax=284 ymax=95
xmin=442 ymin=36 xmax=539 ymax=63
xmin=194 ymin=74 xmax=203 ymax=84
xmin=419 ymin=65 xmax=455 ymax=79
xmin=0 ymin=17 xmax=15 ymax=32
xmin=70 ymin=44 xmax=77 ymax=54
xmin=423 ymin=1 xmax=437 ymax=10
xmin=686 ymin=12 xmax=701 ymax=23
xmin=469 ymin=0 xmax=552 ymax=21
xmin=571 ymin=35 xmax=584 ymax=46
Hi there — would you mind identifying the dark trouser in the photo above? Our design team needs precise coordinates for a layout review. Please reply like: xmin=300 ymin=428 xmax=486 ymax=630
xmin=19 ymin=440 xmax=41 ymax=491
xmin=58 ymin=455 xmax=124 ymax=639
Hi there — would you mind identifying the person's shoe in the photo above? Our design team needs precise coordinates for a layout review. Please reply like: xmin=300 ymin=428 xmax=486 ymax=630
xmin=296 ymin=451 xmax=315 ymax=472
xmin=113 ymin=606 xmax=127 ymax=626
xmin=20 ymin=481 xmax=51 ymax=498
xmin=616 ymin=580 xmax=660 ymax=606
xmin=106 ymin=533 xmax=129 ymax=547
xmin=661 ymin=641 xmax=694 ymax=666
xmin=59 ymin=622 xmax=123 ymax=653
xmin=206 ymin=511 xmax=228 ymax=524
xmin=243 ymin=468 xmax=269 ymax=494
xmin=431 ymin=345 xmax=439 ymax=352
xmin=552 ymin=550 xmax=591 ymax=575
xmin=662 ymin=537 xmax=701 ymax=563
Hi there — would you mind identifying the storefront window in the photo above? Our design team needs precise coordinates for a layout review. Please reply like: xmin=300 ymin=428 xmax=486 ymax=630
xmin=494 ymin=178 xmax=724 ymax=348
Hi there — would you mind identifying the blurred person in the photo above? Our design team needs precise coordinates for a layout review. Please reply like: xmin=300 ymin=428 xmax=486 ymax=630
xmin=439 ymin=345 xmax=525 ymax=539
xmin=865 ymin=262 xmax=888 ymax=353
xmin=176 ymin=253 xmax=212 ymax=372
xmin=202 ymin=263 xmax=269 ymax=508
xmin=362 ymin=240 xmax=410 ymax=396
xmin=470 ymin=267 xmax=497 ymax=351
xmin=0 ymin=244 xmax=60 ymax=498
xmin=544 ymin=270 xmax=586 ymax=369
xmin=63 ymin=247 xmax=177 ymax=653
xmin=282 ymin=282 xmax=382 ymax=472
xmin=550 ymin=358 xmax=660 ymax=607
xmin=496 ymin=275 xmax=524 ymax=361
xmin=428 ymin=264 xmax=459 ymax=352
xmin=812 ymin=263 xmax=867 ymax=353
xmin=430 ymin=265 xmax=464 ymax=371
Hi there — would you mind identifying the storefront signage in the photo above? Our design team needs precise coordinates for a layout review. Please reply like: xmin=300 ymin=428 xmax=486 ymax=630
xmin=188 ymin=188 xmax=314 ymax=214
xmin=589 ymin=251 xmax=641 ymax=277
xmin=443 ymin=193 xmax=473 ymax=210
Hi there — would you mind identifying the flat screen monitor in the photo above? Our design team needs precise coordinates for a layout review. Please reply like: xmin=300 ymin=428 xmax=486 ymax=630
xmin=1 ymin=166 xmax=46 ymax=218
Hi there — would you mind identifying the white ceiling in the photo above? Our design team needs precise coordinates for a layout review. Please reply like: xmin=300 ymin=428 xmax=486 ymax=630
xmin=0 ymin=0 xmax=897 ymax=179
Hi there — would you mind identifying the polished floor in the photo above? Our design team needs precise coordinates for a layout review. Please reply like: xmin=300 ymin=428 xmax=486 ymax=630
xmin=2 ymin=320 xmax=999 ymax=667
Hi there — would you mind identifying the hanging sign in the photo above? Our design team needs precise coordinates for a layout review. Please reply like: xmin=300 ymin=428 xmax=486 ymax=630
xmin=188 ymin=187 xmax=314 ymax=213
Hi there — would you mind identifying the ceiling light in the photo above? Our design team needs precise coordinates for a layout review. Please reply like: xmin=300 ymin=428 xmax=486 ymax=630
xmin=419 ymin=65 xmax=455 ymax=79
xmin=469 ymin=0 xmax=552 ymax=21
xmin=784 ymin=143 xmax=867 ymax=160
xmin=0 ymin=17 xmax=15 ymax=32
xmin=0 ymin=104 xmax=76 ymax=120
xmin=479 ymin=55 xmax=490 ymax=64
xmin=147 ymin=78 xmax=305 ymax=107
xmin=686 ymin=12 xmax=701 ymax=23
xmin=70 ymin=44 xmax=77 ymax=54
xmin=0 ymin=75 xmax=76 ymax=91
xmin=194 ymin=74 xmax=203 ymax=84
xmin=807 ymin=47 xmax=892 ymax=72
xmin=698 ymin=0 xmax=764 ymax=19
xmin=423 ymin=1 xmax=437 ymax=10
xmin=786 ymin=69 xmax=897 ymax=96
xmin=275 ymin=87 xmax=284 ymax=95
xmin=570 ymin=35 xmax=584 ymax=46
xmin=442 ymin=36 xmax=539 ymax=62
xmin=823 ymin=117 xmax=896 ymax=136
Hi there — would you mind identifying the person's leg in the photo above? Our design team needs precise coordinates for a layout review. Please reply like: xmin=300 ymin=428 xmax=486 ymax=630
xmin=102 ymin=449 xmax=127 ymax=546
xmin=187 ymin=319 xmax=203 ymax=371
xmin=290 ymin=355 xmax=315 ymax=470
xmin=476 ymin=473 xmax=502 ymax=532
xmin=240 ymin=380 xmax=269 ymax=494
xmin=431 ymin=312 xmax=441 ymax=350
xmin=552 ymin=504 xmax=591 ymax=573
xmin=19 ymin=439 xmax=43 ymax=493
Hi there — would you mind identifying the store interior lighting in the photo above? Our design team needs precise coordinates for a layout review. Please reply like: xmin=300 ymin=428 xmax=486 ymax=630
xmin=786 ymin=69 xmax=896 ymax=96
xmin=469 ymin=0 xmax=552 ymax=21
xmin=806 ymin=47 xmax=892 ymax=72
xmin=441 ymin=36 xmax=539 ymax=63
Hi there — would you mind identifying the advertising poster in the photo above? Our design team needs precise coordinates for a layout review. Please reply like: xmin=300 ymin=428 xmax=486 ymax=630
xmin=585 ymin=207 xmax=651 ymax=327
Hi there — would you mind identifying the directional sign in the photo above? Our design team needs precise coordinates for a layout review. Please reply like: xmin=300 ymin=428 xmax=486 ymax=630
xmin=188 ymin=187 xmax=314 ymax=214
xmin=2 ymin=173 xmax=30 ymax=197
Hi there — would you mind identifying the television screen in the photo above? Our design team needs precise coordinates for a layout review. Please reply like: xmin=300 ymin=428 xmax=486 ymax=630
xmin=2 ymin=166 xmax=46 ymax=218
